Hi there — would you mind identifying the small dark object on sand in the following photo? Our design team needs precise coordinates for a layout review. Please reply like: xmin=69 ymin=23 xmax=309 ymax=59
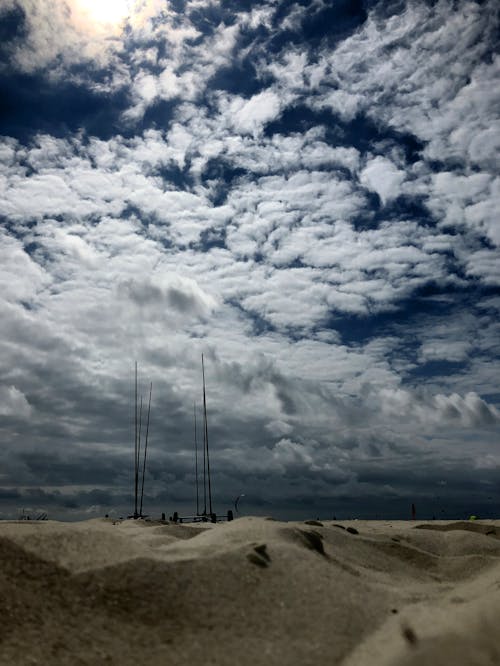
xmin=254 ymin=544 xmax=271 ymax=562
xmin=346 ymin=527 xmax=359 ymax=535
xmin=391 ymin=608 xmax=398 ymax=614
xmin=298 ymin=529 xmax=326 ymax=556
xmin=402 ymin=625 xmax=418 ymax=646
xmin=333 ymin=524 xmax=346 ymax=530
xmin=304 ymin=520 xmax=324 ymax=527
xmin=247 ymin=543 xmax=271 ymax=568
xmin=247 ymin=553 xmax=269 ymax=568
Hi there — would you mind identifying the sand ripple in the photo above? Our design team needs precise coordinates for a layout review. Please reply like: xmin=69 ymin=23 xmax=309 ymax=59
xmin=1 ymin=517 xmax=499 ymax=665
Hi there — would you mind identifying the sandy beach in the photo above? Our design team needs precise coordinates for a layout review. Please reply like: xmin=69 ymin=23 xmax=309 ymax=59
xmin=1 ymin=516 xmax=499 ymax=665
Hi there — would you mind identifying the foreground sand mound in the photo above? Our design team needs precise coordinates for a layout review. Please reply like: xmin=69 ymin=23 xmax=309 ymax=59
xmin=1 ymin=517 xmax=499 ymax=665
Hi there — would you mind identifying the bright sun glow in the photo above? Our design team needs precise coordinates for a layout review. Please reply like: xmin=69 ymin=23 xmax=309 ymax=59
xmin=75 ymin=0 xmax=132 ymax=26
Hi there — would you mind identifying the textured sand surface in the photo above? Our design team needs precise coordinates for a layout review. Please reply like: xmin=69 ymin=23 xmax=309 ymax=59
xmin=1 ymin=517 xmax=499 ymax=665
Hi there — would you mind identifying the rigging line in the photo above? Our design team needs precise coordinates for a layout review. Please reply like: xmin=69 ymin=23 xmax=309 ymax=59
xmin=202 ymin=353 xmax=213 ymax=516
xmin=139 ymin=382 xmax=152 ymax=517
xmin=134 ymin=361 xmax=138 ymax=518
xmin=136 ymin=394 xmax=143 ymax=517
xmin=137 ymin=395 xmax=143 ymax=473
xmin=202 ymin=356 xmax=207 ymax=516
xmin=194 ymin=402 xmax=200 ymax=516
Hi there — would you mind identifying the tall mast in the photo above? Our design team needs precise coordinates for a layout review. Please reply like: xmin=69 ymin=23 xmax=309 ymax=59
xmin=202 ymin=367 xmax=207 ymax=515
xmin=194 ymin=402 xmax=200 ymax=516
xmin=202 ymin=353 xmax=213 ymax=515
xmin=134 ymin=361 xmax=138 ymax=518
xmin=137 ymin=395 xmax=143 ymax=473
xmin=139 ymin=382 xmax=152 ymax=518
xmin=136 ymin=394 xmax=143 ymax=519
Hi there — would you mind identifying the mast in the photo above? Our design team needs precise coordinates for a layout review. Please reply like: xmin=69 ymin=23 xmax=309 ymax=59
xmin=136 ymin=394 xmax=143 ymax=518
xmin=202 ymin=371 xmax=207 ymax=514
xmin=138 ymin=395 xmax=143 ymax=472
xmin=139 ymin=382 xmax=152 ymax=517
xmin=134 ymin=361 xmax=138 ymax=518
xmin=202 ymin=353 xmax=213 ymax=516
xmin=202 ymin=425 xmax=207 ymax=515
xmin=194 ymin=402 xmax=200 ymax=515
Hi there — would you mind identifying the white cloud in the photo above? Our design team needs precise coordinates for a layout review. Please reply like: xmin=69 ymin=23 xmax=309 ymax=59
xmin=378 ymin=387 xmax=500 ymax=429
xmin=129 ymin=71 xmax=158 ymax=105
xmin=0 ymin=230 xmax=51 ymax=302
xmin=312 ymin=1 xmax=499 ymax=173
xmin=0 ymin=385 xmax=32 ymax=418
xmin=265 ymin=419 xmax=293 ymax=437
xmin=464 ymin=249 xmax=500 ymax=286
xmin=118 ymin=274 xmax=218 ymax=320
xmin=229 ymin=89 xmax=283 ymax=136
xmin=434 ymin=392 xmax=500 ymax=428
xmin=359 ymin=156 xmax=406 ymax=205
xmin=272 ymin=438 xmax=314 ymax=467
xmin=311 ymin=89 xmax=363 ymax=122
xmin=428 ymin=171 xmax=500 ymax=247
xmin=0 ymin=0 xmax=124 ymax=73
xmin=419 ymin=339 xmax=471 ymax=363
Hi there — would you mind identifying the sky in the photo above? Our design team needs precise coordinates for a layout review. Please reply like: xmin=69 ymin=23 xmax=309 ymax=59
xmin=0 ymin=0 xmax=499 ymax=521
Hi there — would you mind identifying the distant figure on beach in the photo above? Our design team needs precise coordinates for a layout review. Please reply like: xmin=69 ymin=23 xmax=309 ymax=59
xmin=411 ymin=503 xmax=416 ymax=520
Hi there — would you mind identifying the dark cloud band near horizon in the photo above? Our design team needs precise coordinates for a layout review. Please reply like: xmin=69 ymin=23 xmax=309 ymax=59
xmin=0 ymin=0 xmax=499 ymax=521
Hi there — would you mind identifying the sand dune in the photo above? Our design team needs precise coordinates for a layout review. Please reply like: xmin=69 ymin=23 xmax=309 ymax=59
xmin=1 ymin=517 xmax=499 ymax=665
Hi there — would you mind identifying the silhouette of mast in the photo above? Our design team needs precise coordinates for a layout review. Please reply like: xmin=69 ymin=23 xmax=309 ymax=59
xmin=202 ymin=382 xmax=207 ymax=514
xmin=139 ymin=382 xmax=152 ymax=517
xmin=202 ymin=353 xmax=213 ymax=516
xmin=134 ymin=361 xmax=138 ymax=518
xmin=194 ymin=402 xmax=200 ymax=515
xmin=137 ymin=394 xmax=143 ymax=509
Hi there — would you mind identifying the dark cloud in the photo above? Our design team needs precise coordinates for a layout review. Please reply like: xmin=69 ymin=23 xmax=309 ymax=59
xmin=0 ymin=4 xmax=27 ymax=54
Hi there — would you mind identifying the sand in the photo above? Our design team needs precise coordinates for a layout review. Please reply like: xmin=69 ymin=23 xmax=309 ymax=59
xmin=1 ymin=517 xmax=499 ymax=665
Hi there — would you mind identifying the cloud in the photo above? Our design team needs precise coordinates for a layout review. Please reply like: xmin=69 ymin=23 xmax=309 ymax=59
xmin=265 ymin=419 xmax=294 ymax=437
xmin=0 ymin=0 xmax=122 ymax=73
xmin=377 ymin=386 xmax=500 ymax=429
xmin=0 ymin=0 xmax=498 ymax=519
xmin=229 ymin=89 xmax=283 ymax=136
xmin=0 ymin=229 xmax=51 ymax=302
xmin=428 ymin=171 xmax=500 ymax=247
xmin=434 ymin=392 xmax=500 ymax=428
xmin=0 ymin=385 xmax=32 ymax=418
xmin=359 ymin=155 xmax=406 ymax=205
xmin=465 ymin=249 xmax=500 ymax=285
xmin=310 ymin=0 xmax=499 ymax=171
xmin=272 ymin=437 xmax=314 ymax=468
xmin=118 ymin=275 xmax=218 ymax=319
xmin=124 ymin=18 xmax=241 ymax=119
